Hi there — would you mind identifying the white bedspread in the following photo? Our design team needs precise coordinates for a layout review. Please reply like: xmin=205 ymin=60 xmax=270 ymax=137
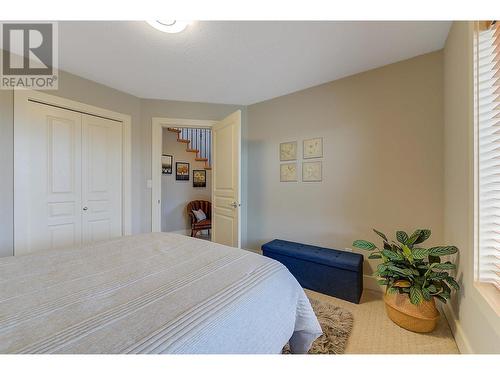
xmin=0 ymin=233 xmax=321 ymax=354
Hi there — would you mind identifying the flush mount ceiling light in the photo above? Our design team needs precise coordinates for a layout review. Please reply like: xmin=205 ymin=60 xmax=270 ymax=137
xmin=147 ymin=20 xmax=190 ymax=34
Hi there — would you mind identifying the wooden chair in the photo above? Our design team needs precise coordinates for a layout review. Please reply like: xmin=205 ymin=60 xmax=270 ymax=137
xmin=187 ymin=200 xmax=212 ymax=237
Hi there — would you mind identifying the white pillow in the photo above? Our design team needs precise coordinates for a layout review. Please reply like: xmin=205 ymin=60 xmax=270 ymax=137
xmin=192 ymin=209 xmax=207 ymax=222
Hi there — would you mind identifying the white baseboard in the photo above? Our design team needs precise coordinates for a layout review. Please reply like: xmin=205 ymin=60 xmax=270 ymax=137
xmin=441 ymin=303 xmax=473 ymax=354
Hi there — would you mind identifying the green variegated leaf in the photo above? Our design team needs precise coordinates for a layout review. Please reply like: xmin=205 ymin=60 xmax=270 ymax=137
xmin=373 ymin=229 xmax=388 ymax=241
xmin=377 ymin=264 xmax=388 ymax=273
xmin=396 ymin=231 xmax=409 ymax=244
xmin=439 ymin=290 xmax=451 ymax=300
xmin=353 ymin=240 xmax=376 ymax=251
xmin=412 ymin=247 xmax=428 ymax=259
xmin=402 ymin=245 xmax=413 ymax=261
xmin=432 ymin=262 xmax=456 ymax=270
xmin=428 ymin=272 xmax=448 ymax=280
xmin=406 ymin=230 xmax=422 ymax=246
xmin=414 ymin=229 xmax=431 ymax=244
xmin=383 ymin=241 xmax=392 ymax=250
xmin=382 ymin=249 xmax=404 ymax=261
xmin=427 ymin=284 xmax=438 ymax=293
xmin=414 ymin=276 xmax=425 ymax=285
xmin=368 ymin=253 xmax=382 ymax=259
xmin=445 ymin=277 xmax=460 ymax=291
xmin=442 ymin=282 xmax=451 ymax=294
xmin=377 ymin=279 xmax=388 ymax=285
xmin=428 ymin=246 xmax=458 ymax=256
xmin=409 ymin=286 xmax=424 ymax=305
xmin=421 ymin=287 xmax=431 ymax=301
xmin=387 ymin=265 xmax=413 ymax=276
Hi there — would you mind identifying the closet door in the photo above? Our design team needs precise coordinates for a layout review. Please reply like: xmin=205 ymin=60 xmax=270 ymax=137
xmin=15 ymin=103 xmax=83 ymax=255
xmin=81 ymin=114 xmax=123 ymax=243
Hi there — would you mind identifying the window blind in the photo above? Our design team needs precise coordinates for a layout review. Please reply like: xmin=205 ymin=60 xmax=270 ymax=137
xmin=477 ymin=21 xmax=500 ymax=290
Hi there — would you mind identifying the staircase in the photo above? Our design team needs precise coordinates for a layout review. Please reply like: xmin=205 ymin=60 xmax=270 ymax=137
xmin=167 ymin=127 xmax=212 ymax=170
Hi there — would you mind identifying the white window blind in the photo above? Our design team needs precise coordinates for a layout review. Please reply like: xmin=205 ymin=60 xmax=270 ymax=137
xmin=477 ymin=21 xmax=500 ymax=290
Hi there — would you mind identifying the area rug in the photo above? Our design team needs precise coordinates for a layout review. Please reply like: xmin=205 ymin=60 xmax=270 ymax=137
xmin=283 ymin=298 xmax=353 ymax=354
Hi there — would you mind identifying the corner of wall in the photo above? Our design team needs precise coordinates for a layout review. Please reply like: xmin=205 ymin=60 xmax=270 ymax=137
xmin=441 ymin=303 xmax=473 ymax=354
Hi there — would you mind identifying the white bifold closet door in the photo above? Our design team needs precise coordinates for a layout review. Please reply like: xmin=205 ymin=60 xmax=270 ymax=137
xmin=14 ymin=101 xmax=123 ymax=255
xmin=81 ymin=114 xmax=122 ymax=244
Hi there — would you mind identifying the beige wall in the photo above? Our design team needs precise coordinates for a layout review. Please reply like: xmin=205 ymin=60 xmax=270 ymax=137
xmin=161 ymin=129 xmax=212 ymax=232
xmin=443 ymin=21 xmax=500 ymax=354
xmin=247 ymin=51 xmax=445 ymax=287
xmin=0 ymin=90 xmax=13 ymax=257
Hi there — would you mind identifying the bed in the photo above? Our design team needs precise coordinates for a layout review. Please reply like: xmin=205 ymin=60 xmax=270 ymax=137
xmin=0 ymin=233 xmax=322 ymax=354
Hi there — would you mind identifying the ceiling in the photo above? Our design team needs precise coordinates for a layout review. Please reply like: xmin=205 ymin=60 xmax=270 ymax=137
xmin=58 ymin=21 xmax=451 ymax=105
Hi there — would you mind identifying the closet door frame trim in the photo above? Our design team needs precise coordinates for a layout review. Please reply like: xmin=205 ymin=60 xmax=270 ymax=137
xmin=14 ymin=89 xmax=132 ymax=253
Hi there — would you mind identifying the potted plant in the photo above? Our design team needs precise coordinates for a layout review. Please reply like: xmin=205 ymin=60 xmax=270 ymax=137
xmin=353 ymin=229 xmax=459 ymax=333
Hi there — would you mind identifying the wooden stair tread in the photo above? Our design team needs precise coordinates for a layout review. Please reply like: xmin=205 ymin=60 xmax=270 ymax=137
xmin=167 ymin=129 xmax=211 ymax=169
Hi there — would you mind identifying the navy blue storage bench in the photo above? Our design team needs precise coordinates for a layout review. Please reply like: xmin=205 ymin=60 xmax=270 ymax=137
xmin=262 ymin=239 xmax=364 ymax=304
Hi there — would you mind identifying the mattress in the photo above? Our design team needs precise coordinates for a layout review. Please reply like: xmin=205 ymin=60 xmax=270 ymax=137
xmin=0 ymin=233 xmax=322 ymax=354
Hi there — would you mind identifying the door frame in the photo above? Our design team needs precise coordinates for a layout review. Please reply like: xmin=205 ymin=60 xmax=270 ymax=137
xmin=14 ymin=89 xmax=132 ymax=254
xmin=151 ymin=117 xmax=216 ymax=232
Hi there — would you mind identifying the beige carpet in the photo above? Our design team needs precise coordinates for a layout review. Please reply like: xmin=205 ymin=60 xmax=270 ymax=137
xmin=306 ymin=289 xmax=459 ymax=354
xmin=283 ymin=298 xmax=353 ymax=354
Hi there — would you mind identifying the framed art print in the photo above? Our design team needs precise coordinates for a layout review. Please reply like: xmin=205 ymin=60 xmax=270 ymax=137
xmin=302 ymin=161 xmax=322 ymax=182
xmin=280 ymin=162 xmax=298 ymax=182
xmin=193 ymin=170 xmax=207 ymax=187
xmin=303 ymin=137 xmax=323 ymax=159
xmin=280 ymin=141 xmax=297 ymax=161
xmin=161 ymin=154 xmax=173 ymax=174
xmin=176 ymin=162 xmax=190 ymax=181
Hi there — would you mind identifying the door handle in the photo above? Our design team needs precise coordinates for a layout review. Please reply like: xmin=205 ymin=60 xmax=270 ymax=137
xmin=230 ymin=201 xmax=240 ymax=208
xmin=82 ymin=206 xmax=88 ymax=211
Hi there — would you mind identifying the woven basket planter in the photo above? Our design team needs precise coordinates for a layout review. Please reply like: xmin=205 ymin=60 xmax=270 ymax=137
xmin=384 ymin=292 xmax=439 ymax=333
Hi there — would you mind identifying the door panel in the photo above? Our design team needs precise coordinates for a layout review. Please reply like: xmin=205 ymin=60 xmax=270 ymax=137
xmin=15 ymin=103 xmax=82 ymax=255
xmin=81 ymin=114 xmax=123 ymax=244
xmin=211 ymin=111 xmax=241 ymax=247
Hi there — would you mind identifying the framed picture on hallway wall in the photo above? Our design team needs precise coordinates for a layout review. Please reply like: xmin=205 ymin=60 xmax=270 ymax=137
xmin=193 ymin=170 xmax=207 ymax=188
xmin=161 ymin=154 xmax=173 ymax=174
xmin=176 ymin=162 xmax=190 ymax=181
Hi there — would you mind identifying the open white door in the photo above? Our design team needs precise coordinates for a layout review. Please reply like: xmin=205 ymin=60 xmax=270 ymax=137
xmin=211 ymin=110 xmax=241 ymax=248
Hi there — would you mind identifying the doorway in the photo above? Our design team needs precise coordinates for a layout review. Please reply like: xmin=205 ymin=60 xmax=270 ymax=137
xmin=151 ymin=111 xmax=241 ymax=247
xmin=160 ymin=126 xmax=213 ymax=238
